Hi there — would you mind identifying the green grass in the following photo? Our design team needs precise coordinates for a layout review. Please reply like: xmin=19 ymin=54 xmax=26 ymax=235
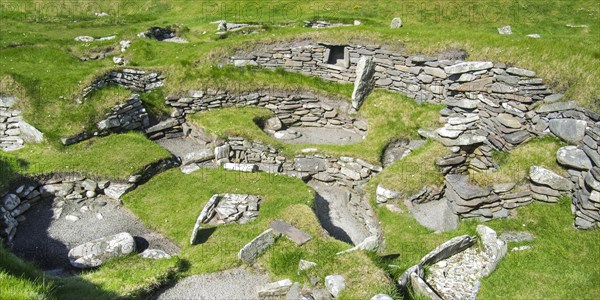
xmin=471 ymin=136 xmax=566 ymax=186
xmin=0 ymin=245 xmax=55 ymax=299
xmin=123 ymin=168 xmax=392 ymax=299
xmin=0 ymin=132 xmax=171 ymax=189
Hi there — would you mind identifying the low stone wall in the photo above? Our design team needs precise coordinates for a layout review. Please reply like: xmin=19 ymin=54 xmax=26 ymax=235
xmin=61 ymin=94 xmax=150 ymax=145
xmin=1 ymin=96 xmax=43 ymax=151
xmin=80 ymin=68 xmax=164 ymax=102
xmin=166 ymin=90 xmax=366 ymax=133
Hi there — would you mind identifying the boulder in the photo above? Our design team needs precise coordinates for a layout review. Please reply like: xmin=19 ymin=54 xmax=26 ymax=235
xmin=325 ymin=275 xmax=346 ymax=298
xmin=181 ymin=149 xmax=214 ymax=165
xmin=351 ymin=56 xmax=376 ymax=109
xmin=1 ymin=193 xmax=20 ymax=211
xmin=264 ymin=116 xmax=283 ymax=132
xmin=557 ymin=146 xmax=592 ymax=170
xmin=18 ymin=120 xmax=44 ymax=143
xmin=549 ymin=119 xmax=587 ymax=144
xmin=529 ymin=166 xmax=573 ymax=191
xmin=390 ymin=17 xmax=403 ymax=28
xmin=376 ymin=183 xmax=401 ymax=203
xmin=68 ymin=232 xmax=136 ymax=268
xmin=104 ymin=183 xmax=134 ymax=200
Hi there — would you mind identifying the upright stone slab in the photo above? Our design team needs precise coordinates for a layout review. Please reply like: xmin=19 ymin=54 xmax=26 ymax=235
xmin=351 ymin=56 xmax=376 ymax=110
xmin=190 ymin=194 xmax=220 ymax=245
xmin=238 ymin=229 xmax=279 ymax=264
xmin=419 ymin=235 xmax=476 ymax=266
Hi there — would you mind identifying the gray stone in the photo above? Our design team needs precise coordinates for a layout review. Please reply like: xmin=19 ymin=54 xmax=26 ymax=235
xmin=376 ymin=183 xmax=401 ymax=203
xmin=506 ymin=67 xmax=536 ymax=77
xmin=139 ymin=249 xmax=171 ymax=259
xmin=420 ymin=235 xmax=476 ymax=265
xmin=557 ymin=146 xmax=592 ymax=170
xmin=411 ymin=198 xmax=459 ymax=232
xmin=271 ymin=220 xmax=312 ymax=245
xmin=264 ymin=116 xmax=283 ymax=132
xmin=325 ymin=275 xmax=346 ymax=297
xmin=214 ymin=144 xmax=230 ymax=162
xmin=18 ymin=120 xmax=44 ymax=143
xmin=410 ymin=272 xmax=443 ymax=300
xmin=527 ymin=34 xmax=541 ymax=38
xmin=476 ymin=225 xmax=507 ymax=277
xmin=444 ymin=62 xmax=493 ymax=75
xmin=529 ymin=166 xmax=573 ymax=191
xmin=499 ymin=231 xmax=535 ymax=243
xmin=104 ymin=183 xmax=134 ymax=200
xmin=258 ymin=279 xmax=293 ymax=297
xmin=390 ymin=17 xmax=403 ymax=28
xmin=298 ymin=259 xmax=317 ymax=272
xmin=238 ymin=229 xmax=279 ymax=264
xmin=504 ymin=130 xmax=531 ymax=145
xmin=493 ymin=182 xmax=516 ymax=193
xmin=0 ymin=96 xmax=17 ymax=108
xmin=445 ymin=174 xmax=492 ymax=200
xmin=497 ymin=25 xmax=512 ymax=35
xmin=423 ymin=67 xmax=447 ymax=78
xmin=224 ymin=163 xmax=258 ymax=172
xmin=370 ymin=294 xmax=394 ymax=300
xmin=81 ymin=179 xmax=97 ymax=192
xmin=435 ymin=134 xmax=487 ymax=147
xmin=351 ymin=56 xmax=376 ymax=110
xmin=496 ymin=113 xmax=522 ymax=129
xmin=492 ymin=82 xmax=518 ymax=93
xmin=40 ymin=183 xmax=74 ymax=197
xmin=295 ymin=157 xmax=328 ymax=174
xmin=182 ymin=149 xmax=215 ymax=165
xmin=549 ymin=119 xmax=587 ymax=144
xmin=535 ymin=101 xmax=577 ymax=113
xmin=1 ymin=193 xmax=20 ymax=211
xmin=68 ymin=232 xmax=136 ymax=268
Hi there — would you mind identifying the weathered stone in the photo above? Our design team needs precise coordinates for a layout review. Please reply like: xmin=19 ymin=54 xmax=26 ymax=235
xmin=238 ymin=229 xmax=279 ymax=264
xmin=410 ymin=198 xmax=459 ymax=232
xmin=325 ymin=275 xmax=346 ymax=298
xmin=390 ymin=17 xmax=403 ymax=28
xmin=557 ymin=146 xmax=592 ymax=170
xmin=376 ymin=183 xmax=400 ymax=203
xmin=40 ymin=183 xmax=74 ymax=197
xmin=506 ymin=67 xmax=536 ymax=77
xmin=529 ymin=166 xmax=573 ymax=191
xmin=224 ymin=163 xmax=258 ymax=172
xmin=351 ymin=56 xmax=376 ymax=109
xmin=258 ymin=279 xmax=293 ymax=297
xmin=370 ymin=294 xmax=394 ymax=300
xmin=410 ymin=272 xmax=443 ymax=300
xmin=456 ymin=77 xmax=493 ymax=92
xmin=504 ymin=130 xmax=531 ymax=145
xmin=499 ymin=231 xmax=535 ymax=243
xmin=298 ymin=259 xmax=317 ymax=272
xmin=104 ymin=183 xmax=134 ymax=200
xmin=549 ymin=119 xmax=587 ymax=144
xmin=444 ymin=62 xmax=493 ymax=75
xmin=182 ymin=149 xmax=215 ymax=165
xmin=420 ymin=235 xmax=476 ymax=265
xmin=1 ymin=194 xmax=20 ymax=211
xmin=445 ymin=174 xmax=492 ymax=200
xmin=295 ymin=157 xmax=327 ymax=174
xmin=492 ymin=82 xmax=518 ymax=93
xmin=435 ymin=134 xmax=487 ymax=147
xmin=68 ymin=232 xmax=136 ymax=268
xmin=423 ymin=67 xmax=447 ymax=78
xmin=535 ymin=101 xmax=577 ymax=113
xmin=496 ymin=113 xmax=522 ymax=129
xmin=139 ymin=249 xmax=171 ymax=259
xmin=271 ymin=220 xmax=312 ymax=245
xmin=476 ymin=225 xmax=507 ymax=277
xmin=18 ymin=120 xmax=44 ymax=143
xmin=497 ymin=25 xmax=512 ymax=35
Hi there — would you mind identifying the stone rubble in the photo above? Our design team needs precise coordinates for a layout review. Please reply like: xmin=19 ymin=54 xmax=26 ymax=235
xmin=1 ymin=96 xmax=43 ymax=151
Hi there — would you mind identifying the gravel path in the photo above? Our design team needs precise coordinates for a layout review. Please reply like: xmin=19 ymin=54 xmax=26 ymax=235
xmin=273 ymin=127 xmax=364 ymax=145
xmin=152 ymin=268 xmax=269 ymax=300
xmin=10 ymin=195 xmax=179 ymax=272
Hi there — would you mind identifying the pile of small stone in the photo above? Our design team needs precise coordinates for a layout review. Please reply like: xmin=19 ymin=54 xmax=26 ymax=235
xmin=61 ymin=94 xmax=150 ymax=145
xmin=207 ymin=194 xmax=261 ymax=225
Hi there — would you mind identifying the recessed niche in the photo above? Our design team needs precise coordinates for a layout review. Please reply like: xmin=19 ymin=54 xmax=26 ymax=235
xmin=323 ymin=45 xmax=349 ymax=68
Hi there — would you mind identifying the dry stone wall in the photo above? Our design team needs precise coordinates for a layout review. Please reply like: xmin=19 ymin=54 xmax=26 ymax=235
xmin=1 ymin=96 xmax=43 ymax=151
xmin=80 ymin=68 xmax=164 ymax=102
xmin=165 ymin=89 xmax=367 ymax=133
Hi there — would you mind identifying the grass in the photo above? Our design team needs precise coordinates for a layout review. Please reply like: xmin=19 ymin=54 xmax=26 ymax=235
xmin=0 ymin=244 xmax=55 ymax=299
xmin=123 ymin=168 xmax=392 ymax=299
xmin=189 ymin=88 xmax=441 ymax=163
xmin=0 ymin=132 xmax=172 ymax=189
xmin=368 ymin=140 xmax=449 ymax=196
xmin=471 ymin=136 xmax=566 ymax=186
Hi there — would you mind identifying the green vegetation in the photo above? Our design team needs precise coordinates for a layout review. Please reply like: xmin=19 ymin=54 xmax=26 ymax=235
xmin=471 ymin=136 xmax=566 ymax=186
xmin=124 ymin=168 xmax=391 ymax=299
xmin=0 ymin=245 xmax=55 ymax=299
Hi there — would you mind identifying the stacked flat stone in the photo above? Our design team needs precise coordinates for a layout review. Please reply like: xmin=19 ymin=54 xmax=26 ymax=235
xmin=444 ymin=174 xmax=531 ymax=220
xmin=81 ymin=68 xmax=164 ymax=101
xmin=61 ymin=94 xmax=150 ymax=145
xmin=165 ymin=89 xmax=365 ymax=133
xmin=0 ymin=96 xmax=24 ymax=151
xmin=556 ymin=123 xmax=600 ymax=229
